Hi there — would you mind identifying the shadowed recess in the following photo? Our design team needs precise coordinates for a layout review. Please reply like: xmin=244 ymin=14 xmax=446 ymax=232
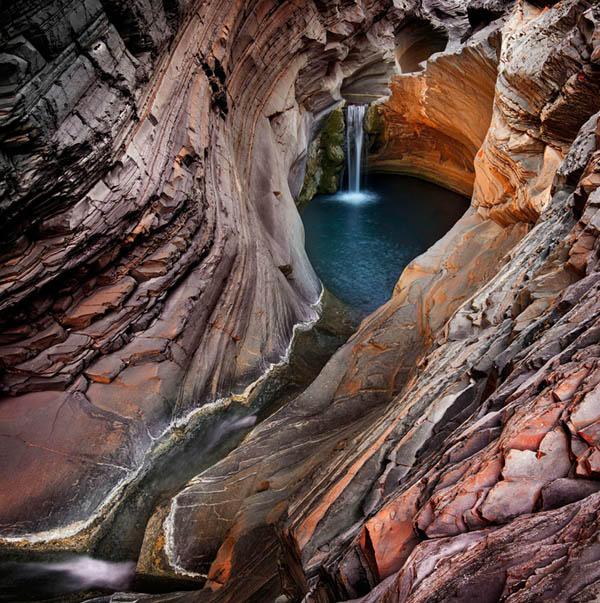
xmin=395 ymin=18 xmax=449 ymax=73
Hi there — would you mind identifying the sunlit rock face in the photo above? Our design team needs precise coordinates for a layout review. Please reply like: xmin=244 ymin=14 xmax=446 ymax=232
xmin=473 ymin=1 xmax=600 ymax=225
xmin=368 ymin=10 xmax=501 ymax=196
xmin=0 ymin=0 xmax=398 ymax=549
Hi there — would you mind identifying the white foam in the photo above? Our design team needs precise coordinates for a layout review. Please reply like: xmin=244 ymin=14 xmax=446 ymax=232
xmin=334 ymin=190 xmax=379 ymax=204
xmin=28 ymin=556 xmax=135 ymax=590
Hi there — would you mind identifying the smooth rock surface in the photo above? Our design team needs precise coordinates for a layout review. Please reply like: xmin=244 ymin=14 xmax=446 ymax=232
xmin=0 ymin=0 xmax=399 ymax=552
xmin=132 ymin=2 xmax=600 ymax=601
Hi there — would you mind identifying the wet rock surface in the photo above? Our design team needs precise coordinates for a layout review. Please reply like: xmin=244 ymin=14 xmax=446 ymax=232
xmin=3 ymin=0 xmax=600 ymax=602
xmin=296 ymin=105 xmax=346 ymax=210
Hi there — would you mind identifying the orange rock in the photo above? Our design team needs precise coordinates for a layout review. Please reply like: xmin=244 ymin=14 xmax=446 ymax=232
xmin=363 ymin=483 xmax=422 ymax=580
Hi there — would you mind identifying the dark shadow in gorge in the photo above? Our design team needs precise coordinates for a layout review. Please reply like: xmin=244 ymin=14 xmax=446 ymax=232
xmin=395 ymin=17 xmax=449 ymax=73
xmin=0 ymin=291 xmax=360 ymax=602
xmin=93 ymin=291 xmax=358 ymax=561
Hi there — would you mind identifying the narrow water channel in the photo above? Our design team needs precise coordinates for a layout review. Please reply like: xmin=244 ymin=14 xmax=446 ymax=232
xmin=0 ymin=291 xmax=360 ymax=602
xmin=302 ymin=174 xmax=470 ymax=313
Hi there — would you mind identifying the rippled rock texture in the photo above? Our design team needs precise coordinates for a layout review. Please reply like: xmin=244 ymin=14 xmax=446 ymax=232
xmin=0 ymin=0 xmax=396 ymax=549
xmin=4 ymin=0 xmax=600 ymax=602
xmin=134 ymin=1 xmax=600 ymax=602
xmin=367 ymin=11 xmax=500 ymax=196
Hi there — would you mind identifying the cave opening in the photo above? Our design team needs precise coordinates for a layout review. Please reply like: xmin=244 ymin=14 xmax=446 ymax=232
xmin=467 ymin=6 xmax=504 ymax=31
xmin=395 ymin=18 xmax=449 ymax=73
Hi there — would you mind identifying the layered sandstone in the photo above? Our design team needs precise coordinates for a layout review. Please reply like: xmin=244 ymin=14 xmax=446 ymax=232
xmin=368 ymin=8 xmax=502 ymax=197
xmin=131 ymin=1 xmax=600 ymax=602
xmin=3 ymin=1 xmax=600 ymax=603
xmin=0 ymin=0 xmax=396 ymax=553
xmin=474 ymin=1 xmax=600 ymax=224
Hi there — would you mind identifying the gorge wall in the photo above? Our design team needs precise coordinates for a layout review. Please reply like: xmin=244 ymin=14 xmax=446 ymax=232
xmin=367 ymin=13 xmax=499 ymax=197
xmin=0 ymin=0 xmax=396 ymax=551
xmin=2 ymin=1 xmax=600 ymax=602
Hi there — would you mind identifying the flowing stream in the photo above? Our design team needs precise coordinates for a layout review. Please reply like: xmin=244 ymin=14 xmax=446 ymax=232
xmin=0 ymin=105 xmax=466 ymax=602
xmin=0 ymin=556 xmax=136 ymax=601
xmin=0 ymin=295 xmax=359 ymax=600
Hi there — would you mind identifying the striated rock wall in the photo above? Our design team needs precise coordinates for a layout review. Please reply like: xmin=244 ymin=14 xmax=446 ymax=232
xmin=135 ymin=206 xmax=526 ymax=595
xmin=128 ymin=2 xmax=600 ymax=602
xmin=474 ymin=0 xmax=600 ymax=225
xmin=0 ymin=0 xmax=399 ymax=551
xmin=367 ymin=7 xmax=503 ymax=197
xmin=4 ymin=1 xmax=600 ymax=602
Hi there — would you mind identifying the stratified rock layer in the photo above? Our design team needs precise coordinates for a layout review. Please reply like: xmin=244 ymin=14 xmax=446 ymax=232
xmin=0 ymin=0 xmax=397 ymax=549
xmin=131 ymin=1 xmax=600 ymax=602
xmin=4 ymin=1 xmax=600 ymax=602
xmin=368 ymin=20 xmax=500 ymax=196
xmin=473 ymin=1 xmax=600 ymax=225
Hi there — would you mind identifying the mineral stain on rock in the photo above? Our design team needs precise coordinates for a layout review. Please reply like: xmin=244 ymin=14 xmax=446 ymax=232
xmin=2 ymin=0 xmax=600 ymax=602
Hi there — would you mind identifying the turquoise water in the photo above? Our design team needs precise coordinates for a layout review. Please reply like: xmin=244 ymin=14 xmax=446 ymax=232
xmin=302 ymin=174 xmax=470 ymax=314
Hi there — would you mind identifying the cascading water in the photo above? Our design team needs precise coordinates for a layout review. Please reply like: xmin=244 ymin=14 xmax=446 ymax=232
xmin=346 ymin=104 xmax=368 ymax=194
xmin=338 ymin=104 xmax=376 ymax=204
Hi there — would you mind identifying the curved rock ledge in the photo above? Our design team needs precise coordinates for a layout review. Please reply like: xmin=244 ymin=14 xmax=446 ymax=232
xmin=129 ymin=2 xmax=600 ymax=602
xmin=474 ymin=0 xmax=600 ymax=224
xmin=368 ymin=21 xmax=500 ymax=197
xmin=2 ymin=1 xmax=600 ymax=603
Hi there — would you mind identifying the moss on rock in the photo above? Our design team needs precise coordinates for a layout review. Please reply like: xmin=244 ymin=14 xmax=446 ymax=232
xmin=317 ymin=105 xmax=345 ymax=195
xmin=296 ymin=138 xmax=322 ymax=209
xmin=297 ymin=105 xmax=345 ymax=208
xmin=364 ymin=103 xmax=385 ymax=153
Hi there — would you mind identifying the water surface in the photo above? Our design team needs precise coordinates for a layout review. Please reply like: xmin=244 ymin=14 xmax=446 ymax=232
xmin=302 ymin=174 xmax=469 ymax=313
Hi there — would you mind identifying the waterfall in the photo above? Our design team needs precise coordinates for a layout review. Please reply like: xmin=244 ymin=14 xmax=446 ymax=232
xmin=346 ymin=104 xmax=368 ymax=193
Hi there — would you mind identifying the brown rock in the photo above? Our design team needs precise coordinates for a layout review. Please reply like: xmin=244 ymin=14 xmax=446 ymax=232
xmin=62 ymin=277 xmax=138 ymax=329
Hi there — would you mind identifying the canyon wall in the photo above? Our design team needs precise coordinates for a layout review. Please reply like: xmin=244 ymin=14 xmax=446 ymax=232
xmin=2 ymin=1 xmax=600 ymax=603
xmin=134 ymin=1 xmax=600 ymax=602
xmin=0 ymin=0 xmax=397 ymax=552
xmin=367 ymin=14 xmax=501 ymax=197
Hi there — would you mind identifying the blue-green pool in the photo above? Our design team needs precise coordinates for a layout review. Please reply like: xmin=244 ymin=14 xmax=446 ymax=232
xmin=302 ymin=174 xmax=470 ymax=314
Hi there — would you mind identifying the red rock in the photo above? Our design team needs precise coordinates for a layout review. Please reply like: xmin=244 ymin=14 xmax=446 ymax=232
xmin=2 ymin=5 xmax=600 ymax=603
xmin=578 ymin=419 xmax=600 ymax=446
xmin=576 ymin=446 xmax=600 ymax=478
xmin=502 ymin=429 xmax=571 ymax=481
xmin=0 ymin=390 xmax=137 ymax=536
xmin=568 ymin=385 xmax=600 ymax=432
xmin=84 ymin=355 xmax=125 ymax=384
xmin=480 ymin=479 xmax=547 ymax=523
xmin=62 ymin=277 xmax=137 ymax=329
xmin=363 ymin=483 xmax=423 ymax=580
